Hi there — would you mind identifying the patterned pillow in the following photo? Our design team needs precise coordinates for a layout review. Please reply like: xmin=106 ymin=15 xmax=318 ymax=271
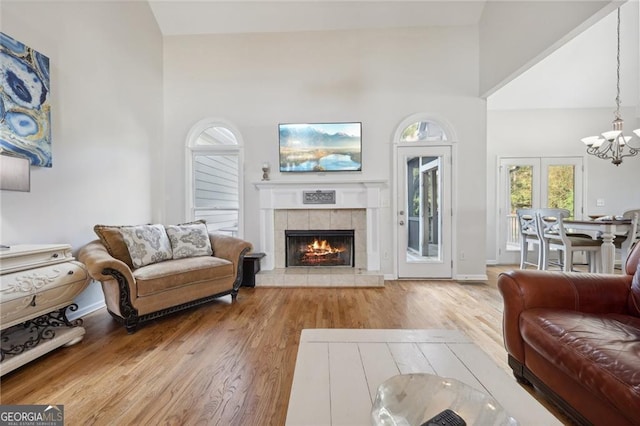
xmin=165 ymin=221 xmax=213 ymax=260
xmin=120 ymin=224 xmax=173 ymax=268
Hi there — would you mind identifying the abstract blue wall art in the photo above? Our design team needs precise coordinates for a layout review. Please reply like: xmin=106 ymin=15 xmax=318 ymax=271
xmin=0 ymin=32 xmax=51 ymax=167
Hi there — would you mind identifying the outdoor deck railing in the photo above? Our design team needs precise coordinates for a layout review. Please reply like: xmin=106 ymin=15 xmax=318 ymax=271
xmin=507 ymin=214 xmax=520 ymax=250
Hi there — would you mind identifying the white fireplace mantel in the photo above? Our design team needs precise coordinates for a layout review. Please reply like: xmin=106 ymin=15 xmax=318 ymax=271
xmin=253 ymin=180 xmax=387 ymax=271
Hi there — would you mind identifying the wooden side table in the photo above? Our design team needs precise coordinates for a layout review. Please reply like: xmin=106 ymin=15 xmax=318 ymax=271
xmin=242 ymin=252 xmax=265 ymax=288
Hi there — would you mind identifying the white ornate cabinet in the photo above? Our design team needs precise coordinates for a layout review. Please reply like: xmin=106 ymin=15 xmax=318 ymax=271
xmin=0 ymin=244 xmax=90 ymax=375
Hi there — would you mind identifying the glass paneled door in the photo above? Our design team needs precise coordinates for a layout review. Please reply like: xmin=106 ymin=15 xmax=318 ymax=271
xmin=497 ymin=157 xmax=583 ymax=264
xmin=397 ymin=146 xmax=452 ymax=278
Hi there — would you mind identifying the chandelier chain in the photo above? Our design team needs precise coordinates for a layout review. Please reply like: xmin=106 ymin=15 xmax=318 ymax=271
xmin=581 ymin=6 xmax=640 ymax=166
xmin=615 ymin=8 xmax=621 ymax=119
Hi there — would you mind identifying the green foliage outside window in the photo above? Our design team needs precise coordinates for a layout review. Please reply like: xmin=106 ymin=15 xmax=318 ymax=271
xmin=411 ymin=167 xmax=420 ymax=216
xmin=547 ymin=165 xmax=575 ymax=217
xmin=402 ymin=123 xmax=420 ymax=141
xmin=509 ymin=166 xmax=533 ymax=213
xmin=509 ymin=164 xmax=575 ymax=217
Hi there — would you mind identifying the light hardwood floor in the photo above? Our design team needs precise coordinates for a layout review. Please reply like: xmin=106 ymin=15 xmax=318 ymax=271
xmin=0 ymin=266 xmax=569 ymax=425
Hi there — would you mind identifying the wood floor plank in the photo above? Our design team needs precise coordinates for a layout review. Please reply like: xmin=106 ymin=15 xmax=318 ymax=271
xmin=0 ymin=266 xmax=572 ymax=425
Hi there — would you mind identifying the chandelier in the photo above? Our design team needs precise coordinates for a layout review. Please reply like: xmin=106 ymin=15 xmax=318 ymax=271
xmin=581 ymin=8 xmax=640 ymax=166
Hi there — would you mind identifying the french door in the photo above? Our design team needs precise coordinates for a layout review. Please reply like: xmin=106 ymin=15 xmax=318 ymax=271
xmin=397 ymin=146 xmax=452 ymax=278
xmin=497 ymin=157 xmax=583 ymax=264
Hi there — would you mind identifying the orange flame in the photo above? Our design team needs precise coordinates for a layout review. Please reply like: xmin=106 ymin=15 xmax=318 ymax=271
xmin=305 ymin=239 xmax=344 ymax=256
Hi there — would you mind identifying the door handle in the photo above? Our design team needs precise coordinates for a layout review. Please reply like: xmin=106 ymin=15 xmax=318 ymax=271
xmin=399 ymin=220 xmax=405 ymax=226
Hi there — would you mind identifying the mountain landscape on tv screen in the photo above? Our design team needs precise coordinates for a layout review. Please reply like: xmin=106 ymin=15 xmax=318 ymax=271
xmin=279 ymin=123 xmax=362 ymax=172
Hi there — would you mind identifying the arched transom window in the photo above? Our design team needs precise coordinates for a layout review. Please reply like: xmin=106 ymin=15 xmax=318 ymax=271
xmin=400 ymin=120 xmax=449 ymax=142
xmin=194 ymin=126 xmax=237 ymax=146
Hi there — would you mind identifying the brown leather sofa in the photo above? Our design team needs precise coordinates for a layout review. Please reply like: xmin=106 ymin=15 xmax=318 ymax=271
xmin=498 ymin=242 xmax=640 ymax=425
xmin=79 ymin=230 xmax=251 ymax=333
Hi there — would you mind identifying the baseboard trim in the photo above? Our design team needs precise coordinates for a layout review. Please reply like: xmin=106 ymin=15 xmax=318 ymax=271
xmin=68 ymin=301 xmax=106 ymax=321
xmin=455 ymin=274 xmax=489 ymax=282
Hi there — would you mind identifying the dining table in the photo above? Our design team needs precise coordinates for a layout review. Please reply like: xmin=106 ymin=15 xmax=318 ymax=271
xmin=564 ymin=218 xmax=632 ymax=274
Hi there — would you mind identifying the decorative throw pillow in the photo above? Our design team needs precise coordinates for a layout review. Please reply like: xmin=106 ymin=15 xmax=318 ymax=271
xmin=94 ymin=224 xmax=135 ymax=269
xmin=165 ymin=221 xmax=213 ymax=260
xmin=120 ymin=224 xmax=173 ymax=268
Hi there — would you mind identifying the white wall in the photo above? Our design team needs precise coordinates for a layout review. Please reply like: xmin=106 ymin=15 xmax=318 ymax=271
xmin=0 ymin=1 xmax=163 ymax=314
xmin=486 ymin=1 xmax=639 ymax=112
xmin=162 ymin=26 xmax=487 ymax=278
xmin=486 ymin=107 xmax=640 ymax=264
xmin=479 ymin=0 xmax=615 ymax=96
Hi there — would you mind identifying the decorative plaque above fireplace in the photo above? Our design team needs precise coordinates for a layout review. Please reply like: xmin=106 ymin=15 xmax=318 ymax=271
xmin=303 ymin=190 xmax=336 ymax=204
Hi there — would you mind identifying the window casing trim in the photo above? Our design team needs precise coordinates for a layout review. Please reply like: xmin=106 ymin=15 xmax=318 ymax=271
xmin=393 ymin=112 xmax=458 ymax=146
xmin=185 ymin=118 xmax=244 ymax=238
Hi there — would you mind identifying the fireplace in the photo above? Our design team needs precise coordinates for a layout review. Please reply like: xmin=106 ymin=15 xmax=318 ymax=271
xmin=285 ymin=230 xmax=355 ymax=267
xmin=254 ymin=181 xmax=385 ymax=272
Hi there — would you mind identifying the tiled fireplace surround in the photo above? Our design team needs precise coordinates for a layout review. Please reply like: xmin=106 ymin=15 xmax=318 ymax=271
xmin=276 ymin=209 xmax=365 ymax=269
xmin=254 ymin=180 xmax=386 ymax=287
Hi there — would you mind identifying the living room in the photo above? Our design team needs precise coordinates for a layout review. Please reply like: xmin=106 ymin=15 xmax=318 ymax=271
xmin=3 ymin=0 xmax=639 ymax=309
xmin=1 ymin=0 xmax=640 ymax=424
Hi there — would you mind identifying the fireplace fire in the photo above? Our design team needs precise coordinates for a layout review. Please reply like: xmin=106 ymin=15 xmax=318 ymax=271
xmin=285 ymin=230 xmax=354 ymax=267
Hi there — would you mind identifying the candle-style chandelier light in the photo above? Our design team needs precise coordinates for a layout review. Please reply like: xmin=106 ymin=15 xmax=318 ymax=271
xmin=581 ymin=8 xmax=640 ymax=166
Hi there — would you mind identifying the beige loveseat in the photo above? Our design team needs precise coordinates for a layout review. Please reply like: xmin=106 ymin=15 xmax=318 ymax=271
xmin=78 ymin=222 xmax=252 ymax=333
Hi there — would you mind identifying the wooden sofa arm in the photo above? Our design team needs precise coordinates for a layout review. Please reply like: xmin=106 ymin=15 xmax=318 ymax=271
xmin=498 ymin=270 xmax=632 ymax=363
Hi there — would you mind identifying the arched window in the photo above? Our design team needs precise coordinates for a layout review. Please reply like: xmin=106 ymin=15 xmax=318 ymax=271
xmin=400 ymin=119 xmax=450 ymax=142
xmin=186 ymin=119 xmax=244 ymax=237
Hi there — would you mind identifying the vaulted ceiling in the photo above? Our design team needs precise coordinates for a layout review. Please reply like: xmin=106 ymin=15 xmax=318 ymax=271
xmin=148 ymin=1 xmax=488 ymax=36
xmin=147 ymin=0 xmax=639 ymax=110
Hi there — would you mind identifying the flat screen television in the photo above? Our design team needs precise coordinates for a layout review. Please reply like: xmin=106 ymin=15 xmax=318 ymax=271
xmin=279 ymin=122 xmax=362 ymax=172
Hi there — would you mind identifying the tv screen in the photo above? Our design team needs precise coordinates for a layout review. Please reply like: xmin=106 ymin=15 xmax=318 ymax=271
xmin=279 ymin=122 xmax=362 ymax=172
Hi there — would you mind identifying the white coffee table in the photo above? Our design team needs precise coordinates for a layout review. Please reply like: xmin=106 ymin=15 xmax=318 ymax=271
xmin=286 ymin=329 xmax=561 ymax=426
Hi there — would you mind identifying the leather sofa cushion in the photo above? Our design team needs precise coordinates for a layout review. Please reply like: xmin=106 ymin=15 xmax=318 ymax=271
xmin=520 ymin=309 xmax=640 ymax=421
xmin=133 ymin=256 xmax=233 ymax=297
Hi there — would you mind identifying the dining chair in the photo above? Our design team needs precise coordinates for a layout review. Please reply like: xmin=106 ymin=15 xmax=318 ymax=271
xmin=516 ymin=209 xmax=543 ymax=269
xmin=537 ymin=209 xmax=602 ymax=272
xmin=616 ymin=210 xmax=640 ymax=266
xmin=535 ymin=208 xmax=569 ymax=270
